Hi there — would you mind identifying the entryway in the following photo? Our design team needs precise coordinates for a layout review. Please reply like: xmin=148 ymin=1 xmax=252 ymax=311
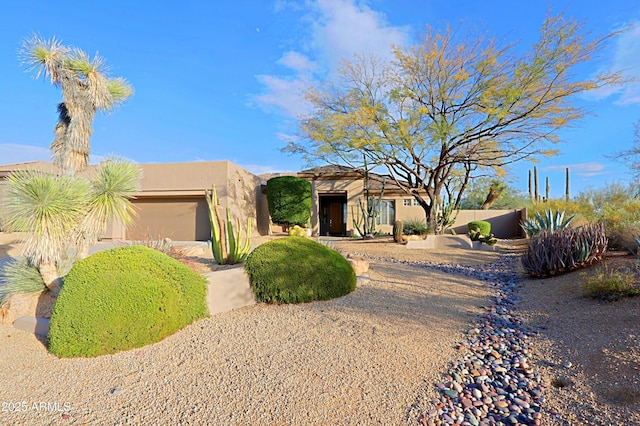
xmin=319 ymin=194 xmax=347 ymax=236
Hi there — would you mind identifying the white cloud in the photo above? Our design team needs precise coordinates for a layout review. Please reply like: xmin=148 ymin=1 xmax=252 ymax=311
xmin=240 ymin=163 xmax=293 ymax=176
xmin=542 ymin=162 xmax=611 ymax=177
xmin=255 ymin=75 xmax=313 ymax=117
xmin=255 ymin=0 xmax=411 ymax=118
xmin=0 ymin=143 xmax=105 ymax=166
xmin=0 ymin=143 xmax=51 ymax=165
xmin=310 ymin=0 xmax=409 ymax=65
xmin=278 ymin=51 xmax=317 ymax=72
xmin=585 ymin=22 xmax=640 ymax=104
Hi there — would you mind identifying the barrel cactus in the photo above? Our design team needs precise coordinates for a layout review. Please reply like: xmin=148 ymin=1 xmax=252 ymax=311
xmin=393 ymin=220 xmax=404 ymax=243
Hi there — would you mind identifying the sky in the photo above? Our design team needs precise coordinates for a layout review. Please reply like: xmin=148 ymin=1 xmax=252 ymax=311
xmin=0 ymin=0 xmax=638 ymax=199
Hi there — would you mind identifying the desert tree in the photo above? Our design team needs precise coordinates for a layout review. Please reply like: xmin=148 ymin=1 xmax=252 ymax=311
xmin=20 ymin=35 xmax=133 ymax=176
xmin=288 ymin=14 xmax=621 ymax=232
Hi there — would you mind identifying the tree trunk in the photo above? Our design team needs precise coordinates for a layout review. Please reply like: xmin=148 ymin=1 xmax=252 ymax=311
xmin=481 ymin=186 xmax=500 ymax=210
xmin=39 ymin=261 xmax=62 ymax=294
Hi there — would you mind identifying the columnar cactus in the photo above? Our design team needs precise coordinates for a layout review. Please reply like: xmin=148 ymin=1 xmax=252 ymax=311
xmin=393 ymin=220 xmax=404 ymax=243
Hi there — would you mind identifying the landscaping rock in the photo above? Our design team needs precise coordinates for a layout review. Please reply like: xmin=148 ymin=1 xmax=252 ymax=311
xmin=0 ymin=291 xmax=56 ymax=325
xmin=13 ymin=316 xmax=50 ymax=335
xmin=347 ymin=255 xmax=369 ymax=275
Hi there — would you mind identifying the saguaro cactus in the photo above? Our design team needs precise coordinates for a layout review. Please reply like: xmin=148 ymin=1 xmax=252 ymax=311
xmin=565 ymin=167 xmax=570 ymax=202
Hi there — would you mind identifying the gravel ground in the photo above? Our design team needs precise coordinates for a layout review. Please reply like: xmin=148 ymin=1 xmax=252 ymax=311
xmin=0 ymin=235 xmax=493 ymax=425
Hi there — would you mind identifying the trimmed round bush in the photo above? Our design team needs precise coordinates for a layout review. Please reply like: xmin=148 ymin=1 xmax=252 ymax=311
xmin=266 ymin=176 xmax=312 ymax=226
xmin=468 ymin=220 xmax=491 ymax=236
xmin=48 ymin=246 xmax=208 ymax=358
xmin=244 ymin=237 xmax=356 ymax=304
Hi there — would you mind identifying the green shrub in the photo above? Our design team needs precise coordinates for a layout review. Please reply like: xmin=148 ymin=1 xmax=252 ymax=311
xmin=288 ymin=225 xmax=308 ymax=238
xmin=266 ymin=176 xmax=312 ymax=226
xmin=48 ymin=246 xmax=208 ymax=358
xmin=582 ymin=267 xmax=639 ymax=301
xmin=521 ymin=224 xmax=608 ymax=278
xmin=599 ymin=199 xmax=640 ymax=251
xmin=468 ymin=220 xmax=491 ymax=236
xmin=244 ymin=237 xmax=356 ymax=304
xmin=403 ymin=218 xmax=430 ymax=235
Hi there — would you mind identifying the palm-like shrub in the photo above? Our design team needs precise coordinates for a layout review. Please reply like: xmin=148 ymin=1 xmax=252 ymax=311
xmin=244 ymin=237 xmax=356 ymax=304
xmin=0 ymin=258 xmax=46 ymax=306
xmin=74 ymin=158 xmax=142 ymax=258
xmin=4 ymin=171 xmax=90 ymax=291
xmin=48 ymin=246 xmax=208 ymax=358
xmin=520 ymin=209 xmax=575 ymax=238
xmin=521 ymin=223 xmax=608 ymax=278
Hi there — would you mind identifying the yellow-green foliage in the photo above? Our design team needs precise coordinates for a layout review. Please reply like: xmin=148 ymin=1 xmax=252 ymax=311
xmin=48 ymin=246 xmax=208 ymax=358
xmin=244 ymin=237 xmax=356 ymax=304
xmin=288 ymin=225 xmax=308 ymax=238
xmin=582 ymin=267 xmax=639 ymax=301
xmin=599 ymin=199 xmax=640 ymax=250
xmin=527 ymin=200 xmax=592 ymax=224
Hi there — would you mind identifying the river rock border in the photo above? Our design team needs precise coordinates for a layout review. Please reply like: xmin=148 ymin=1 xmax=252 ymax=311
xmin=354 ymin=253 xmax=547 ymax=426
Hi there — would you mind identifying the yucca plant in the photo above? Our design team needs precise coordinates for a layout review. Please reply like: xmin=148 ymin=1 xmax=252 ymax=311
xmin=21 ymin=35 xmax=133 ymax=176
xmin=520 ymin=209 xmax=575 ymax=238
xmin=521 ymin=223 xmax=607 ymax=278
xmin=205 ymin=185 xmax=252 ymax=265
xmin=0 ymin=258 xmax=46 ymax=306
xmin=74 ymin=158 xmax=142 ymax=259
xmin=4 ymin=170 xmax=90 ymax=291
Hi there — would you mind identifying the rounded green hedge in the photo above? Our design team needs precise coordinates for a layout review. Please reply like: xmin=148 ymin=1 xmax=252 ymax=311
xmin=266 ymin=176 xmax=312 ymax=226
xmin=244 ymin=237 xmax=356 ymax=304
xmin=468 ymin=220 xmax=491 ymax=236
xmin=48 ymin=246 xmax=208 ymax=358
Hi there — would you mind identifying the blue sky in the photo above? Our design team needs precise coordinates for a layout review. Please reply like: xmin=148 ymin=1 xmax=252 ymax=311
xmin=0 ymin=0 xmax=638 ymax=198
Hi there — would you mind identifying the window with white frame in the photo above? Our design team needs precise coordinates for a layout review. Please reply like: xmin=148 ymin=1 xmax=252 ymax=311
xmin=403 ymin=199 xmax=411 ymax=206
xmin=376 ymin=200 xmax=395 ymax=225
xmin=413 ymin=199 xmax=420 ymax=206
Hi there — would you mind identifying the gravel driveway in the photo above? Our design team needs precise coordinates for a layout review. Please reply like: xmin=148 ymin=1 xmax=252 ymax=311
xmin=0 ymin=254 xmax=491 ymax=425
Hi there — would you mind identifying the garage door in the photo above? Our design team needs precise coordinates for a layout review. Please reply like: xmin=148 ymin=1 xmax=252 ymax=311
xmin=128 ymin=197 xmax=211 ymax=241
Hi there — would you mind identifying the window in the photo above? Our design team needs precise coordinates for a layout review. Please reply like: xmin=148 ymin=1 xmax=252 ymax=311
xmin=413 ymin=199 xmax=420 ymax=206
xmin=403 ymin=199 xmax=411 ymax=206
xmin=376 ymin=200 xmax=395 ymax=225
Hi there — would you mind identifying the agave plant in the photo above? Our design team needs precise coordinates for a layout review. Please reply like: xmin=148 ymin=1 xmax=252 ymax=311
xmin=521 ymin=223 xmax=607 ymax=278
xmin=520 ymin=209 xmax=575 ymax=238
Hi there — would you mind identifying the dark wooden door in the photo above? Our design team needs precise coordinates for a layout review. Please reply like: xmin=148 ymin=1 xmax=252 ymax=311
xmin=329 ymin=202 xmax=343 ymax=234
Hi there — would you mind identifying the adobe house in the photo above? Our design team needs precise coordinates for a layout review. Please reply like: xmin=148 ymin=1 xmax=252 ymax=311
xmin=1 ymin=160 xmax=523 ymax=241
xmin=0 ymin=161 xmax=271 ymax=241
xmin=297 ymin=165 xmax=526 ymax=238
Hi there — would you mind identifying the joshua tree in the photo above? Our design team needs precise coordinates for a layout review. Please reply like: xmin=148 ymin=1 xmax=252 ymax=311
xmin=21 ymin=35 xmax=133 ymax=176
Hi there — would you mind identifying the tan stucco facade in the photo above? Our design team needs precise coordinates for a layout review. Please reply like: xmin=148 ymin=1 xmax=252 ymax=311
xmin=0 ymin=160 xmax=270 ymax=241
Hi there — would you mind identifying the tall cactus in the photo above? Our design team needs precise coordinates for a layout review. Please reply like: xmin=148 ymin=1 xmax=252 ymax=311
xmin=533 ymin=166 xmax=540 ymax=203
xmin=205 ymin=185 xmax=252 ymax=265
xmin=545 ymin=176 xmax=550 ymax=203
xmin=565 ymin=167 xmax=570 ymax=202
xmin=393 ymin=220 xmax=404 ymax=243
xmin=528 ymin=170 xmax=533 ymax=203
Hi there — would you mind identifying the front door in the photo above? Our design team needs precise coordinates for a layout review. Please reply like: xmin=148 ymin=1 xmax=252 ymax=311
xmin=329 ymin=202 xmax=344 ymax=234
xmin=319 ymin=194 xmax=347 ymax=236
